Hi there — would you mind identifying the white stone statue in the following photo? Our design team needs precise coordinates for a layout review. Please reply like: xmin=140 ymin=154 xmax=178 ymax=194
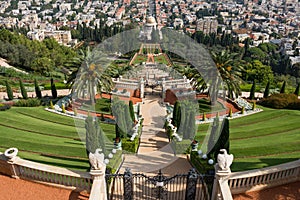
xmin=89 ymin=148 xmax=105 ymax=170
xmin=217 ymin=149 xmax=234 ymax=171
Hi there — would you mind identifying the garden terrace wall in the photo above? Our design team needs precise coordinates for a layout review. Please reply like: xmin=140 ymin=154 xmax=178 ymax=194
xmin=228 ymin=159 xmax=300 ymax=195
xmin=0 ymin=152 xmax=92 ymax=192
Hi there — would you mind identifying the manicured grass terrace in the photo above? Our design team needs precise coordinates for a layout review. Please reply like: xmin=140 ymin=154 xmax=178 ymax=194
xmin=195 ymin=106 xmax=300 ymax=172
xmin=0 ymin=107 xmax=117 ymax=171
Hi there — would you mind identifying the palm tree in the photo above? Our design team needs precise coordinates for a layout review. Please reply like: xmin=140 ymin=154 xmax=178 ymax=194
xmin=211 ymin=50 xmax=244 ymax=99
xmin=173 ymin=65 xmax=207 ymax=92
xmin=66 ymin=47 xmax=114 ymax=105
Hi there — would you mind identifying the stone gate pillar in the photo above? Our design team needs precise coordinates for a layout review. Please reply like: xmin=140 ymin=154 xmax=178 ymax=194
xmin=211 ymin=149 xmax=233 ymax=200
xmin=89 ymin=169 xmax=107 ymax=200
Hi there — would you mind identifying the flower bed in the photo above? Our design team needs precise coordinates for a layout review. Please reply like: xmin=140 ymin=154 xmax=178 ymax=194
xmin=0 ymin=103 xmax=11 ymax=111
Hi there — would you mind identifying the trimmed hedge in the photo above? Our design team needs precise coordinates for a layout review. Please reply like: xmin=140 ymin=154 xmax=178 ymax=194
xmin=258 ymin=93 xmax=300 ymax=110
xmin=190 ymin=151 xmax=215 ymax=174
xmin=121 ymin=118 xmax=143 ymax=153
xmin=122 ymin=137 xmax=139 ymax=153
xmin=14 ymin=98 xmax=41 ymax=107
xmin=106 ymin=150 xmax=123 ymax=174
xmin=170 ymin=139 xmax=192 ymax=155
xmin=43 ymin=82 xmax=69 ymax=90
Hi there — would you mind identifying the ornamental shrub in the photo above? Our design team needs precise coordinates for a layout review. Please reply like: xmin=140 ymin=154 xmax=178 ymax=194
xmin=5 ymin=80 xmax=13 ymax=100
xmin=14 ymin=98 xmax=41 ymax=107
xmin=228 ymin=108 xmax=233 ymax=117
xmin=49 ymin=100 xmax=54 ymax=109
xmin=172 ymin=101 xmax=181 ymax=127
xmin=51 ymin=78 xmax=57 ymax=99
xmin=61 ymin=104 xmax=66 ymax=113
xmin=0 ymin=104 xmax=11 ymax=111
xmin=252 ymin=102 xmax=256 ymax=110
xmin=202 ymin=112 xmax=206 ymax=121
xmin=249 ymin=80 xmax=256 ymax=100
xmin=294 ymin=83 xmax=299 ymax=96
xmin=73 ymin=108 xmax=77 ymax=116
xmin=280 ymin=81 xmax=286 ymax=94
xmin=19 ymin=80 xmax=28 ymax=99
xmin=34 ymin=79 xmax=42 ymax=99
xmin=263 ymin=81 xmax=270 ymax=98
xmin=258 ymin=93 xmax=299 ymax=109
xmin=129 ymin=100 xmax=135 ymax=121
xmin=241 ymin=106 xmax=245 ymax=114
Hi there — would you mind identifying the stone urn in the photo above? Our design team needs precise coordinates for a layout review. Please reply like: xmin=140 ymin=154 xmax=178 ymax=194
xmin=4 ymin=147 xmax=18 ymax=160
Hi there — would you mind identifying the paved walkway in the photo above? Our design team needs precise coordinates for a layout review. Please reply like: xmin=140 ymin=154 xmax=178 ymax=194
xmin=120 ymin=95 xmax=193 ymax=175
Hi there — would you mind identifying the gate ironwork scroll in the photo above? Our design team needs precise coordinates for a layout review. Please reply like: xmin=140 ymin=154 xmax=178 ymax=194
xmin=106 ymin=168 xmax=213 ymax=200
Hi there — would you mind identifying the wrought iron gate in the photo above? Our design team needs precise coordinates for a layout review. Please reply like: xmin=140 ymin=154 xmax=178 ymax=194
xmin=106 ymin=168 xmax=213 ymax=200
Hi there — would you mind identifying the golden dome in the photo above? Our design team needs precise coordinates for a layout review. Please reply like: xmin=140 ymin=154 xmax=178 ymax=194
xmin=146 ymin=16 xmax=156 ymax=24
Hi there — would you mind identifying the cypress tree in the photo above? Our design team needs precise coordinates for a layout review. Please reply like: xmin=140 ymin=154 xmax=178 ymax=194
xmin=213 ymin=118 xmax=230 ymax=160
xmin=178 ymin=104 xmax=186 ymax=134
xmin=129 ymin=100 xmax=135 ymax=122
xmin=124 ymin=104 xmax=132 ymax=134
xmin=5 ymin=80 xmax=13 ymax=100
xmin=249 ymin=80 xmax=256 ymax=100
xmin=34 ymin=79 xmax=42 ymax=99
xmin=51 ymin=78 xmax=57 ymax=99
xmin=186 ymin=109 xmax=196 ymax=140
xmin=280 ymin=81 xmax=286 ymax=94
xmin=172 ymin=101 xmax=180 ymax=127
xmin=19 ymin=79 xmax=28 ymax=99
xmin=263 ymin=81 xmax=270 ymax=98
xmin=294 ymin=83 xmax=300 ymax=96
xmin=222 ymin=118 xmax=230 ymax=153
xmin=85 ymin=116 xmax=106 ymax=155
xmin=207 ymin=117 xmax=220 ymax=159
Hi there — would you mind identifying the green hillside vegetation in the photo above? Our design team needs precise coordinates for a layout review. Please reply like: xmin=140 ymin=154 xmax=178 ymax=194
xmin=0 ymin=29 xmax=77 ymax=76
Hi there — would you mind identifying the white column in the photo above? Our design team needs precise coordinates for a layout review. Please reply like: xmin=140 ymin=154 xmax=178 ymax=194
xmin=211 ymin=165 xmax=233 ymax=200
xmin=89 ymin=169 xmax=107 ymax=200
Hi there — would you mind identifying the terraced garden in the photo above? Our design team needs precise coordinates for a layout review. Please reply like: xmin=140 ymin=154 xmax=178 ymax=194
xmin=0 ymin=105 xmax=299 ymax=173
xmin=195 ymin=106 xmax=300 ymax=172
xmin=0 ymin=107 xmax=118 ymax=171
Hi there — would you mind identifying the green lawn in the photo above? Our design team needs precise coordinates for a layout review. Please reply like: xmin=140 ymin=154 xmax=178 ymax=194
xmin=198 ymin=98 xmax=225 ymax=114
xmin=0 ymin=107 xmax=117 ymax=171
xmin=154 ymin=54 xmax=170 ymax=65
xmin=195 ymin=106 xmax=300 ymax=172
xmin=131 ymin=54 xmax=147 ymax=65
xmin=80 ymin=98 xmax=111 ymax=114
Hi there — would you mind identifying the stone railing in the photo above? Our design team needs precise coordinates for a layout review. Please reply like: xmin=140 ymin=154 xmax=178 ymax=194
xmin=0 ymin=149 xmax=92 ymax=192
xmin=228 ymin=159 xmax=300 ymax=195
xmin=114 ymin=82 xmax=139 ymax=90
